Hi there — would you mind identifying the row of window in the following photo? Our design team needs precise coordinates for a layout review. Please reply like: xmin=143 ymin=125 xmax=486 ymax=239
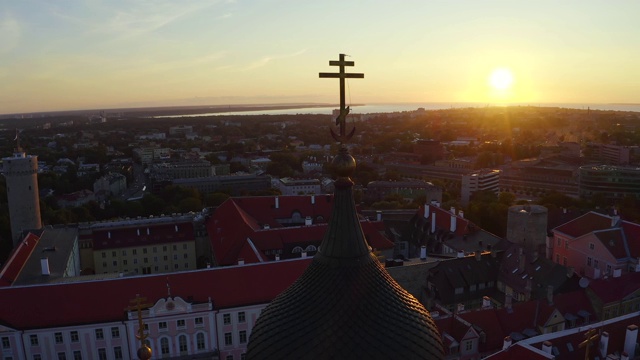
xmin=101 ymin=244 xmax=189 ymax=258
xmin=101 ymin=263 xmax=191 ymax=273
xmin=222 ymin=311 xmax=246 ymax=325
xmin=30 ymin=327 xmax=121 ymax=346
xmin=224 ymin=330 xmax=247 ymax=346
xmin=32 ymin=346 xmax=123 ymax=360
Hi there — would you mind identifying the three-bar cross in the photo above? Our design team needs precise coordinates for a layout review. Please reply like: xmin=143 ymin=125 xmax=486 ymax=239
xmin=319 ymin=54 xmax=364 ymax=143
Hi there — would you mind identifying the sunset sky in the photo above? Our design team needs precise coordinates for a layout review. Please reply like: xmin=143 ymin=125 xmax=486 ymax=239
xmin=1 ymin=0 xmax=639 ymax=114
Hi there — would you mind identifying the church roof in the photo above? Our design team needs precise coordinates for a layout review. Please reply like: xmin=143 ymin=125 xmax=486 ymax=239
xmin=246 ymin=149 xmax=444 ymax=359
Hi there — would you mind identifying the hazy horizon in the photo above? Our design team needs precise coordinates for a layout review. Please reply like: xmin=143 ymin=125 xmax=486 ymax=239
xmin=2 ymin=1 xmax=639 ymax=114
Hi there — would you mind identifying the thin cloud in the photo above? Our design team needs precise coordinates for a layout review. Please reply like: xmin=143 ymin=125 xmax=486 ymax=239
xmin=237 ymin=49 xmax=308 ymax=71
xmin=0 ymin=13 xmax=21 ymax=54
xmin=218 ymin=13 xmax=232 ymax=19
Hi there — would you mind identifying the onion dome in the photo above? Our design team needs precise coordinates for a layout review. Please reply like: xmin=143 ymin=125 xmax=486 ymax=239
xmin=246 ymin=147 xmax=444 ymax=359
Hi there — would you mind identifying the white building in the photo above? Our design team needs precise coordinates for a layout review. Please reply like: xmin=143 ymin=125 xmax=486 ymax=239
xmin=461 ymin=169 xmax=501 ymax=206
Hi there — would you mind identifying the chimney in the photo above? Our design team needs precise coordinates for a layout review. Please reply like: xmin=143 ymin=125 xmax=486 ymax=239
xmin=430 ymin=200 xmax=437 ymax=206
xmin=275 ymin=254 xmax=280 ymax=261
xmin=301 ymin=251 xmax=307 ymax=258
xmin=567 ymin=266 xmax=575 ymax=278
xmin=423 ymin=205 xmax=429 ymax=219
xmin=311 ymin=195 xmax=315 ymax=204
xmin=547 ymin=285 xmax=554 ymax=305
xmin=518 ymin=251 xmax=526 ymax=273
xmin=563 ymin=207 xmax=567 ymax=214
xmin=450 ymin=206 xmax=456 ymax=215
xmin=458 ymin=210 xmax=464 ymax=219
xmin=108 ymin=231 xmax=111 ymax=239
xmin=137 ymin=228 xmax=140 ymax=236
xmin=41 ymin=257 xmax=51 ymax=276
xmin=431 ymin=212 xmax=437 ymax=233
xmin=456 ymin=303 xmax=465 ymax=313
xmin=505 ymin=293 xmax=512 ymax=310
xmin=612 ymin=213 xmax=620 ymax=227
xmin=264 ymin=224 xmax=270 ymax=230
xmin=599 ymin=332 xmax=609 ymax=358
xmin=613 ymin=268 xmax=622 ymax=278
xmin=541 ymin=341 xmax=553 ymax=354
xmin=475 ymin=250 xmax=482 ymax=261
xmin=376 ymin=211 xmax=382 ymax=222
xmin=502 ymin=336 xmax=512 ymax=350
xmin=420 ymin=246 xmax=427 ymax=260
xmin=146 ymin=227 xmax=150 ymax=235
xmin=482 ymin=296 xmax=491 ymax=309
xmin=450 ymin=214 xmax=457 ymax=233
xmin=275 ymin=196 xmax=279 ymax=209
xmin=457 ymin=250 xmax=464 ymax=258
xmin=624 ymin=325 xmax=638 ymax=357
xmin=238 ymin=258 xmax=245 ymax=265
xmin=305 ymin=216 xmax=312 ymax=226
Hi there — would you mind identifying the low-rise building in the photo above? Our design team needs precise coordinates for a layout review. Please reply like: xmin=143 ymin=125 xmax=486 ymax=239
xmin=461 ymin=169 xmax=500 ymax=206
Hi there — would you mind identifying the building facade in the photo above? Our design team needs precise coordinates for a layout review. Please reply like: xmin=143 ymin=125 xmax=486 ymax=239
xmin=579 ymin=165 xmax=640 ymax=200
xmin=460 ymin=169 xmax=500 ymax=206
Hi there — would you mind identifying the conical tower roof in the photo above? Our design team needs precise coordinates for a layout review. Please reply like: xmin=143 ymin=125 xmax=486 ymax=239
xmin=246 ymin=147 xmax=444 ymax=359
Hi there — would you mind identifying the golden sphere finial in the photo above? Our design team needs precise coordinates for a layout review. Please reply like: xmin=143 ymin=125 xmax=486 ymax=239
xmin=137 ymin=345 xmax=152 ymax=360
xmin=331 ymin=146 xmax=356 ymax=179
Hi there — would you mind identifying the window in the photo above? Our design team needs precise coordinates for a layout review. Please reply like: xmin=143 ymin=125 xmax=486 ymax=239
xmin=114 ymin=347 xmax=123 ymax=360
xmin=594 ymin=259 xmax=599 ymax=268
xmin=102 ymin=262 xmax=107 ymax=268
xmin=183 ymin=253 xmax=188 ymax=259
xmin=565 ymin=240 xmax=569 ymax=249
xmin=173 ymin=245 xmax=177 ymax=251
xmin=112 ymin=251 xmax=116 ymax=257
xmin=58 ymin=352 xmax=67 ymax=360
xmin=133 ymin=249 xmax=137 ymax=255
xmin=587 ymin=257 xmax=592 ymax=266
xmin=465 ymin=340 xmax=473 ymax=351
xmin=123 ymin=259 xmax=127 ymax=265
xmin=239 ymin=330 xmax=247 ymax=344
xmin=95 ymin=329 xmax=104 ymax=340
xmin=55 ymin=332 xmax=63 ymax=344
xmin=2 ymin=337 xmax=10 ymax=349
xmin=607 ymin=264 xmax=612 ymax=274
xmin=98 ymin=348 xmax=107 ymax=360
xmin=33 ymin=356 xmax=42 ymax=360
xmin=159 ymin=322 xmax=168 ymax=331
xmin=144 ymin=258 xmax=148 ymax=263
xmin=557 ymin=238 xmax=561 ymax=246
xmin=195 ymin=317 xmax=204 ymax=326
xmin=30 ymin=334 xmax=38 ymax=346
xmin=241 ymin=354 xmax=246 ymax=360
xmin=154 ymin=256 xmax=158 ymax=263
xmin=134 ymin=259 xmax=138 ymax=264
xmin=161 ymin=338 xmax=170 ymax=355
xmin=101 ymin=252 xmax=106 ymax=258
xmin=177 ymin=319 xmax=186 ymax=328
xmin=185 ymin=263 xmax=189 ymax=268
xmin=173 ymin=254 xmax=178 ymax=261
xmin=556 ymin=254 xmax=560 ymax=264
xmin=226 ymin=356 xmax=234 ymax=360
xmin=111 ymin=327 xmax=120 ymax=338
xmin=112 ymin=261 xmax=117 ymax=266
xmin=179 ymin=335 xmax=188 ymax=353
xmin=183 ymin=244 xmax=188 ymax=250
xmin=589 ymin=243 xmax=595 ymax=250
xmin=238 ymin=312 xmax=246 ymax=323
xmin=223 ymin=313 xmax=231 ymax=324
xmin=174 ymin=264 xmax=179 ymax=269
xmin=224 ymin=332 xmax=233 ymax=346
xmin=153 ymin=247 xmax=158 ymax=253
xmin=163 ymin=255 xmax=168 ymax=261
xmin=143 ymin=248 xmax=148 ymax=254
xmin=73 ymin=350 xmax=82 ymax=360
xmin=122 ymin=250 xmax=127 ymax=256
xmin=163 ymin=246 xmax=167 ymax=252
xmin=563 ymin=257 xmax=567 ymax=266
xmin=197 ymin=333 xmax=206 ymax=350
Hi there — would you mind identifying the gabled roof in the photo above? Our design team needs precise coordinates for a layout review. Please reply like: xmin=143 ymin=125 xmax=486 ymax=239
xmin=622 ymin=220 xmax=640 ymax=256
xmin=0 ymin=258 xmax=311 ymax=330
xmin=553 ymin=212 xmax=613 ymax=238
xmin=594 ymin=228 xmax=628 ymax=259
xmin=207 ymin=195 xmax=394 ymax=266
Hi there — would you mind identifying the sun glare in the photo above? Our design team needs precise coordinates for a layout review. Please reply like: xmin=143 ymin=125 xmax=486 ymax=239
xmin=489 ymin=68 xmax=514 ymax=91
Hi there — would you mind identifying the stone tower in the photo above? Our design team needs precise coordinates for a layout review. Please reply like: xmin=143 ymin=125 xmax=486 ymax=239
xmin=3 ymin=149 xmax=42 ymax=246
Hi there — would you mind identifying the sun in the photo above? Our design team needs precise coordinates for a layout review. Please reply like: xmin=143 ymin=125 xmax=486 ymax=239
xmin=489 ymin=68 xmax=514 ymax=91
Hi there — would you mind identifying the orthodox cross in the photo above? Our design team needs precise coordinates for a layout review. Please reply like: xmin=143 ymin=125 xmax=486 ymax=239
xmin=578 ymin=328 xmax=599 ymax=360
xmin=319 ymin=54 xmax=364 ymax=143
xmin=125 ymin=294 xmax=153 ymax=349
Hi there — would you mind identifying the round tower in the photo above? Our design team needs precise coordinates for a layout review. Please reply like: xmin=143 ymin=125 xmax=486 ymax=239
xmin=506 ymin=204 xmax=547 ymax=255
xmin=3 ymin=150 xmax=42 ymax=246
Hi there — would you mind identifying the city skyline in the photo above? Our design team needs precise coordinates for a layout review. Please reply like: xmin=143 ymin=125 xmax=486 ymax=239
xmin=2 ymin=0 xmax=639 ymax=114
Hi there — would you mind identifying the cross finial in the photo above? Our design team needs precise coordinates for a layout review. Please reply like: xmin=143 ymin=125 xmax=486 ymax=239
xmin=125 ymin=294 xmax=154 ymax=360
xmin=319 ymin=54 xmax=364 ymax=143
xmin=578 ymin=328 xmax=599 ymax=360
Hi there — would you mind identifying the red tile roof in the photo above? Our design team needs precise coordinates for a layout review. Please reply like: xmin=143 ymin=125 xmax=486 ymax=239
xmin=421 ymin=204 xmax=470 ymax=236
xmin=92 ymin=222 xmax=194 ymax=250
xmin=207 ymin=195 xmax=393 ymax=266
xmin=553 ymin=212 xmax=613 ymax=238
xmin=0 ymin=258 xmax=311 ymax=330
xmin=594 ymin=228 xmax=627 ymax=259
xmin=0 ymin=233 xmax=40 ymax=287
xmin=622 ymin=221 xmax=640 ymax=257
xmin=588 ymin=271 xmax=640 ymax=304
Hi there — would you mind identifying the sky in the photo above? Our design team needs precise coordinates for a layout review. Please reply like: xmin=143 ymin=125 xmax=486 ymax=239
xmin=1 ymin=0 xmax=639 ymax=114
